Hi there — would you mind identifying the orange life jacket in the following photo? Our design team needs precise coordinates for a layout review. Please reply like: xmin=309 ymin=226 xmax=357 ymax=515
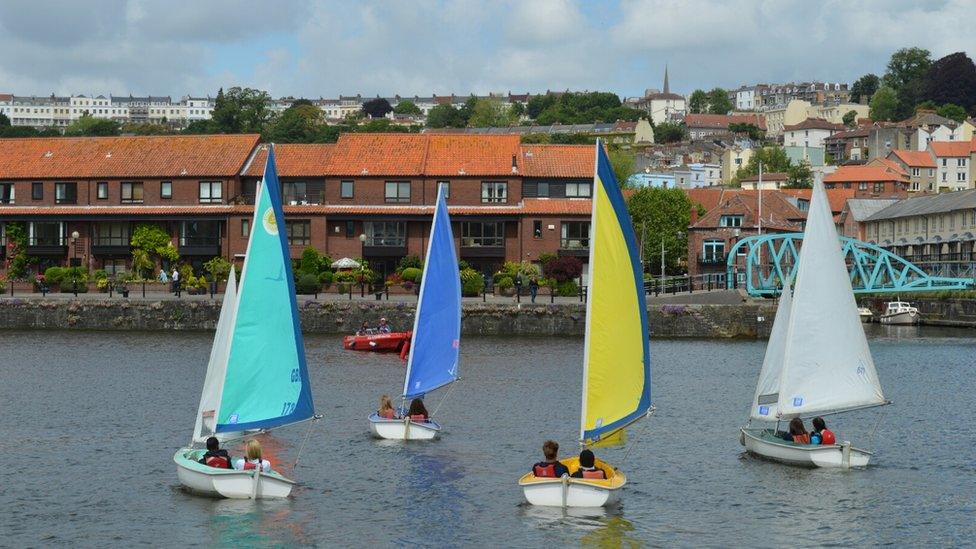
xmin=204 ymin=455 xmax=230 ymax=469
xmin=533 ymin=463 xmax=557 ymax=477
xmin=581 ymin=468 xmax=606 ymax=479
xmin=409 ymin=414 xmax=427 ymax=422
xmin=793 ymin=433 xmax=811 ymax=444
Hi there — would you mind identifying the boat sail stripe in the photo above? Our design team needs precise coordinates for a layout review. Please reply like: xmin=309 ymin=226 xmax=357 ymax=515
xmin=216 ymin=145 xmax=315 ymax=432
xmin=192 ymin=268 xmax=237 ymax=443
xmin=402 ymin=184 xmax=461 ymax=399
xmin=581 ymin=143 xmax=651 ymax=443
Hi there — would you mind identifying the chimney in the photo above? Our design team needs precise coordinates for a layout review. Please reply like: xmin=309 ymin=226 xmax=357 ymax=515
xmin=511 ymin=154 xmax=518 ymax=173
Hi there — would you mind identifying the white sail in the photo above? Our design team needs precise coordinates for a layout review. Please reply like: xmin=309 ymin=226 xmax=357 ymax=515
xmin=771 ymin=180 xmax=885 ymax=419
xmin=192 ymin=268 xmax=238 ymax=443
xmin=749 ymin=284 xmax=792 ymax=420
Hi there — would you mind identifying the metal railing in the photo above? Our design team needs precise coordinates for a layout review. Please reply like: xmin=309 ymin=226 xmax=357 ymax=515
xmin=364 ymin=236 xmax=406 ymax=247
xmin=559 ymin=238 xmax=588 ymax=250
xmin=461 ymin=236 xmax=504 ymax=247
xmin=698 ymin=253 xmax=727 ymax=265
xmin=28 ymin=236 xmax=65 ymax=246
xmin=178 ymin=236 xmax=220 ymax=247
xmin=92 ymin=236 xmax=131 ymax=246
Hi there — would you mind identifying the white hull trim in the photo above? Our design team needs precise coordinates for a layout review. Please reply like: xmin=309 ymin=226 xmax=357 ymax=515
xmin=174 ymin=448 xmax=295 ymax=499
xmin=368 ymin=414 xmax=441 ymax=440
xmin=517 ymin=474 xmax=625 ymax=508
xmin=740 ymin=428 xmax=872 ymax=469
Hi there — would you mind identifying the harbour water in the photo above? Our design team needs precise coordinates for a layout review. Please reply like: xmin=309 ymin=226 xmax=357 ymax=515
xmin=1 ymin=326 xmax=974 ymax=546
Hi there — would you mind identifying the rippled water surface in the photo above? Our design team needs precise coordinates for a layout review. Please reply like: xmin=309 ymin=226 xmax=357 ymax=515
xmin=1 ymin=325 xmax=974 ymax=547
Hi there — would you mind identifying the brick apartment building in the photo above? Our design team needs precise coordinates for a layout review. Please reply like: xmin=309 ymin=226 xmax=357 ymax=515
xmin=0 ymin=133 xmax=595 ymax=280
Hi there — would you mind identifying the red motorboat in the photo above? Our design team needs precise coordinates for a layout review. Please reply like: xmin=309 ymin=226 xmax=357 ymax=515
xmin=343 ymin=331 xmax=412 ymax=353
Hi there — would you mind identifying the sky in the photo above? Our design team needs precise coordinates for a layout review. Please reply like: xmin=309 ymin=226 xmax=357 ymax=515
xmin=0 ymin=0 xmax=974 ymax=100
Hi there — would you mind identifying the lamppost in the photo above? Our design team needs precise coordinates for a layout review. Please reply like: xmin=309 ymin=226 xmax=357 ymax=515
xmin=70 ymin=230 xmax=80 ymax=267
xmin=359 ymin=233 xmax=367 ymax=298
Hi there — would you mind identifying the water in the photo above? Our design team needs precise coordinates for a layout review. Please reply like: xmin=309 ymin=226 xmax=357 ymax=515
xmin=1 ymin=326 xmax=974 ymax=547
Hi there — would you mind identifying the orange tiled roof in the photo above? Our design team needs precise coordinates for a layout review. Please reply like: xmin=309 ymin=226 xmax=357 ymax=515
xmin=683 ymin=113 xmax=767 ymax=131
xmin=823 ymin=165 xmax=909 ymax=184
xmin=929 ymin=140 xmax=973 ymax=157
xmin=324 ymin=133 xmax=429 ymax=176
xmin=243 ymin=143 xmax=335 ymax=177
xmin=520 ymin=144 xmax=594 ymax=179
xmin=425 ymin=134 xmax=521 ymax=176
xmin=779 ymin=188 xmax=856 ymax=214
xmin=691 ymin=190 xmax=801 ymax=231
xmin=0 ymin=134 xmax=260 ymax=179
xmin=782 ymin=118 xmax=845 ymax=132
xmin=889 ymin=149 xmax=936 ymax=168
xmin=871 ymin=157 xmax=908 ymax=176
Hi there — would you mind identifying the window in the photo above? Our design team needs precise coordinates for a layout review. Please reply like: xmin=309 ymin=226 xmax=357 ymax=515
xmin=28 ymin=221 xmax=64 ymax=246
xmin=843 ymin=183 xmax=851 ymax=189
xmin=461 ymin=221 xmax=505 ymax=247
xmin=702 ymin=239 xmax=725 ymax=261
xmin=160 ymin=181 xmax=172 ymax=199
xmin=345 ymin=221 xmax=355 ymax=237
xmin=32 ymin=182 xmax=43 ymax=200
xmin=536 ymin=182 xmax=550 ymax=197
xmin=436 ymin=180 xmax=450 ymax=198
xmin=720 ymin=215 xmax=743 ymax=227
xmin=560 ymin=222 xmax=590 ymax=249
xmin=199 ymin=181 xmax=222 ymax=203
xmin=959 ymin=158 xmax=967 ymax=167
xmin=874 ymin=182 xmax=884 ymax=193
xmin=55 ymin=182 xmax=77 ymax=204
xmin=912 ymin=168 xmax=920 ymax=177
xmin=93 ymin=222 xmax=130 ymax=246
xmin=97 ymin=182 xmax=108 ymax=199
xmin=942 ymin=158 xmax=947 ymax=167
xmin=929 ymin=169 xmax=935 ymax=177
xmin=858 ymin=182 xmax=868 ymax=191
xmin=285 ymin=220 xmax=310 ymax=246
xmin=180 ymin=221 xmax=220 ymax=247
xmin=565 ymin=181 xmax=591 ymax=198
xmin=942 ymin=172 xmax=948 ymax=182
xmin=384 ymin=181 xmax=411 ymax=203
xmin=0 ymin=182 xmax=13 ymax=204
xmin=121 ymin=182 xmax=144 ymax=204
xmin=533 ymin=220 xmax=542 ymax=238
xmin=481 ymin=181 xmax=508 ymax=203
xmin=364 ymin=221 xmax=406 ymax=247
xmin=959 ymin=172 xmax=967 ymax=182
xmin=241 ymin=219 xmax=250 ymax=237
xmin=283 ymin=181 xmax=307 ymax=204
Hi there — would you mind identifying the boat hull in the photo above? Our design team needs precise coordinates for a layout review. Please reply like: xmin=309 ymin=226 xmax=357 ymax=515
xmin=174 ymin=448 xmax=295 ymax=499
xmin=517 ymin=458 xmax=625 ymax=508
xmin=368 ymin=414 xmax=440 ymax=440
xmin=740 ymin=428 xmax=872 ymax=469
xmin=343 ymin=332 xmax=411 ymax=352
xmin=879 ymin=311 xmax=918 ymax=325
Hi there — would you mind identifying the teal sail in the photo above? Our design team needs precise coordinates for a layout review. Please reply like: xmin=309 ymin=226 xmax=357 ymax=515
xmin=402 ymin=184 xmax=461 ymax=399
xmin=216 ymin=145 xmax=315 ymax=432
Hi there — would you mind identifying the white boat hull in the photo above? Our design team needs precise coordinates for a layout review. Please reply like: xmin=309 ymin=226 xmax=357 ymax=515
xmin=880 ymin=310 xmax=918 ymax=325
xmin=740 ymin=428 xmax=872 ymax=469
xmin=368 ymin=414 xmax=441 ymax=440
xmin=517 ymin=458 xmax=625 ymax=508
xmin=174 ymin=448 xmax=295 ymax=499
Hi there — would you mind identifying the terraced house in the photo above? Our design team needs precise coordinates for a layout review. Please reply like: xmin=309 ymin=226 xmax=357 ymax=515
xmin=0 ymin=133 xmax=595 ymax=281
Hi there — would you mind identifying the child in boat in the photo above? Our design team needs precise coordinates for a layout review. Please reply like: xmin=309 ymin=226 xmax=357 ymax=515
xmin=233 ymin=439 xmax=272 ymax=473
xmin=377 ymin=317 xmax=392 ymax=333
xmin=407 ymin=398 xmax=429 ymax=421
xmin=378 ymin=394 xmax=397 ymax=419
xmin=357 ymin=321 xmax=371 ymax=336
xmin=812 ymin=417 xmax=836 ymax=445
xmin=199 ymin=436 xmax=232 ymax=469
xmin=785 ymin=418 xmax=811 ymax=444
xmin=571 ymin=449 xmax=606 ymax=479
xmin=532 ymin=440 xmax=570 ymax=478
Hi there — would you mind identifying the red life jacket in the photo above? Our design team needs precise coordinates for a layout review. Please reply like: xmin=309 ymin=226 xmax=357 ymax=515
xmin=409 ymin=414 xmax=427 ymax=422
xmin=820 ymin=428 xmax=836 ymax=445
xmin=533 ymin=463 xmax=557 ymax=477
xmin=793 ymin=433 xmax=811 ymax=444
xmin=204 ymin=455 xmax=230 ymax=469
xmin=378 ymin=409 xmax=396 ymax=419
xmin=243 ymin=460 xmax=267 ymax=471
xmin=581 ymin=468 xmax=606 ymax=479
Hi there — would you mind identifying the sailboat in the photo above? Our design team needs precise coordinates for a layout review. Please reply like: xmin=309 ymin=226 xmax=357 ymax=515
xmin=740 ymin=178 xmax=889 ymax=468
xmin=518 ymin=141 xmax=652 ymax=507
xmin=368 ymin=183 xmax=461 ymax=441
xmin=174 ymin=145 xmax=319 ymax=498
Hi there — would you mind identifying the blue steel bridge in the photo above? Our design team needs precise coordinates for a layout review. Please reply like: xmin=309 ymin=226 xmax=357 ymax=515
xmin=725 ymin=233 xmax=975 ymax=297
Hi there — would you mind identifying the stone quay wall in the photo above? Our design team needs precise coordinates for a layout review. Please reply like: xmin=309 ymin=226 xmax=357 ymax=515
xmin=0 ymin=298 xmax=778 ymax=339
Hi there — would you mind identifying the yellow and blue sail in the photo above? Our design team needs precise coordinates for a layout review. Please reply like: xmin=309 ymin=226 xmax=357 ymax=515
xmin=216 ymin=145 xmax=315 ymax=432
xmin=580 ymin=141 xmax=651 ymax=444
xmin=403 ymin=184 xmax=461 ymax=399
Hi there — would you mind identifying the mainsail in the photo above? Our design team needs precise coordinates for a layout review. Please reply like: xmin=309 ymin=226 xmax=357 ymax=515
xmin=192 ymin=268 xmax=237 ymax=443
xmin=754 ymin=179 xmax=885 ymax=420
xmin=749 ymin=283 xmax=791 ymax=420
xmin=402 ymin=184 xmax=461 ymax=399
xmin=580 ymin=141 xmax=652 ymax=444
xmin=215 ymin=145 xmax=315 ymax=433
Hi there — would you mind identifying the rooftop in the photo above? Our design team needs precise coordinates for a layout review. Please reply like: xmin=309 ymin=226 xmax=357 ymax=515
xmin=823 ymin=165 xmax=909 ymax=183
xmin=782 ymin=118 xmax=845 ymax=132
xmin=888 ymin=149 xmax=936 ymax=168
xmin=929 ymin=140 xmax=975 ymax=157
xmin=866 ymin=189 xmax=976 ymax=221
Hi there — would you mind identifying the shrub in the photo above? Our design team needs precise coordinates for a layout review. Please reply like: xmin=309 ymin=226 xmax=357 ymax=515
xmin=557 ymin=279 xmax=580 ymax=297
xmin=544 ymin=256 xmax=583 ymax=282
xmin=295 ymin=273 xmax=321 ymax=294
xmin=538 ymin=253 xmax=558 ymax=267
xmin=336 ymin=282 xmax=350 ymax=293
xmin=397 ymin=255 xmax=423 ymax=272
xmin=92 ymin=269 xmax=108 ymax=281
xmin=401 ymin=267 xmax=422 ymax=282
xmin=318 ymin=271 xmax=334 ymax=287
xmin=460 ymin=268 xmax=484 ymax=296
xmin=298 ymin=246 xmax=322 ymax=275
xmin=96 ymin=278 xmax=109 ymax=291
xmin=334 ymin=270 xmax=356 ymax=283
xmin=204 ymin=257 xmax=233 ymax=282
xmin=59 ymin=279 xmax=88 ymax=293
xmin=44 ymin=267 xmax=65 ymax=285
xmin=0 ymin=276 xmax=6 ymax=292
xmin=497 ymin=276 xmax=514 ymax=290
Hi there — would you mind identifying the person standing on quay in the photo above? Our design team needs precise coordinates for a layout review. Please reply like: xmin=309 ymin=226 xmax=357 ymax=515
xmin=529 ymin=277 xmax=539 ymax=303
xmin=171 ymin=267 xmax=180 ymax=296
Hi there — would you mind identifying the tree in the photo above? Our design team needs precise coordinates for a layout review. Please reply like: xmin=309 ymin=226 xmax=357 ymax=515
xmin=532 ymin=91 xmax=641 ymax=125
xmin=361 ymin=98 xmax=393 ymax=119
xmin=654 ymin=121 xmax=686 ymax=143
xmin=527 ymin=94 xmax=556 ymax=119
xmin=130 ymin=223 xmax=179 ymax=266
xmin=936 ymin=103 xmax=968 ymax=123
xmin=883 ymin=47 xmax=932 ymax=119
xmin=626 ymin=187 xmax=692 ymax=275
xmin=467 ymin=99 xmax=515 ymax=128
xmin=922 ymin=52 xmax=976 ymax=115
xmin=181 ymin=120 xmax=215 ymax=134
xmin=728 ymin=122 xmax=763 ymax=140
xmin=869 ymin=86 xmax=900 ymax=122
xmin=65 ymin=114 xmax=120 ymax=136
xmin=785 ymin=162 xmax=813 ymax=188
xmin=607 ymin=147 xmax=635 ymax=186
xmin=426 ymin=104 xmax=465 ymax=128
xmin=392 ymin=100 xmax=422 ymax=116
xmin=688 ymin=89 xmax=708 ymax=114
xmin=510 ymin=102 xmax=526 ymax=118
xmin=265 ymin=103 xmax=330 ymax=143
xmin=0 ymin=112 xmax=9 ymax=126
xmin=121 ymin=122 xmax=172 ymax=135
xmin=850 ymin=73 xmax=880 ymax=104
xmin=842 ymin=110 xmax=858 ymax=128
xmin=706 ymin=88 xmax=733 ymax=114
xmin=734 ymin=146 xmax=811 ymax=188
xmin=210 ymin=87 xmax=271 ymax=133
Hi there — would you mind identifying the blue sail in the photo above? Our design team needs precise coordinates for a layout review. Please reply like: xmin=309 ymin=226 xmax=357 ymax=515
xmin=216 ymin=145 xmax=315 ymax=432
xmin=402 ymin=185 xmax=461 ymax=399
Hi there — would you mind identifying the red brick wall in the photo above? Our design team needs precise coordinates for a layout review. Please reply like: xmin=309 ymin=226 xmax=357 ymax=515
xmin=322 ymin=177 xmax=523 ymax=205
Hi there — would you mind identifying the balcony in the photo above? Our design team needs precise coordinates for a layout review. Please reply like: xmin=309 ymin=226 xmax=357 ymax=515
xmin=179 ymin=236 xmax=220 ymax=256
xmin=698 ymin=253 xmax=727 ymax=265
xmin=460 ymin=236 xmax=505 ymax=258
xmin=27 ymin=236 xmax=67 ymax=256
xmin=91 ymin=237 xmax=131 ymax=256
xmin=363 ymin=236 xmax=407 ymax=257
xmin=558 ymin=238 xmax=589 ymax=257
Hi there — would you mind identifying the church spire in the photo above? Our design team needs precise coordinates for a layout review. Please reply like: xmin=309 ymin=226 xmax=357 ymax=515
xmin=663 ymin=64 xmax=670 ymax=95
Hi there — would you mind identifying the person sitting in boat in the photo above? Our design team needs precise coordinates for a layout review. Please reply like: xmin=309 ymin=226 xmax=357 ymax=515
xmin=378 ymin=394 xmax=397 ymax=419
xmin=377 ymin=317 xmax=392 ymax=333
xmin=407 ymin=398 xmax=429 ymax=422
xmin=233 ymin=439 xmax=272 ymax=473
xmin=811 ymin=417 xmax=836 ymax=445
xmin=198 ymin=436 xmax=232 ymax=469
xmin=570 ymin=449 xmax=606 ymax=480
xmin=532 ymin=440 xmax=570 ymax=478
xmin=784 ymin=418 xmax=811 ymax=444
xmin=357 ymin=321 xmax=371 ymax=336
